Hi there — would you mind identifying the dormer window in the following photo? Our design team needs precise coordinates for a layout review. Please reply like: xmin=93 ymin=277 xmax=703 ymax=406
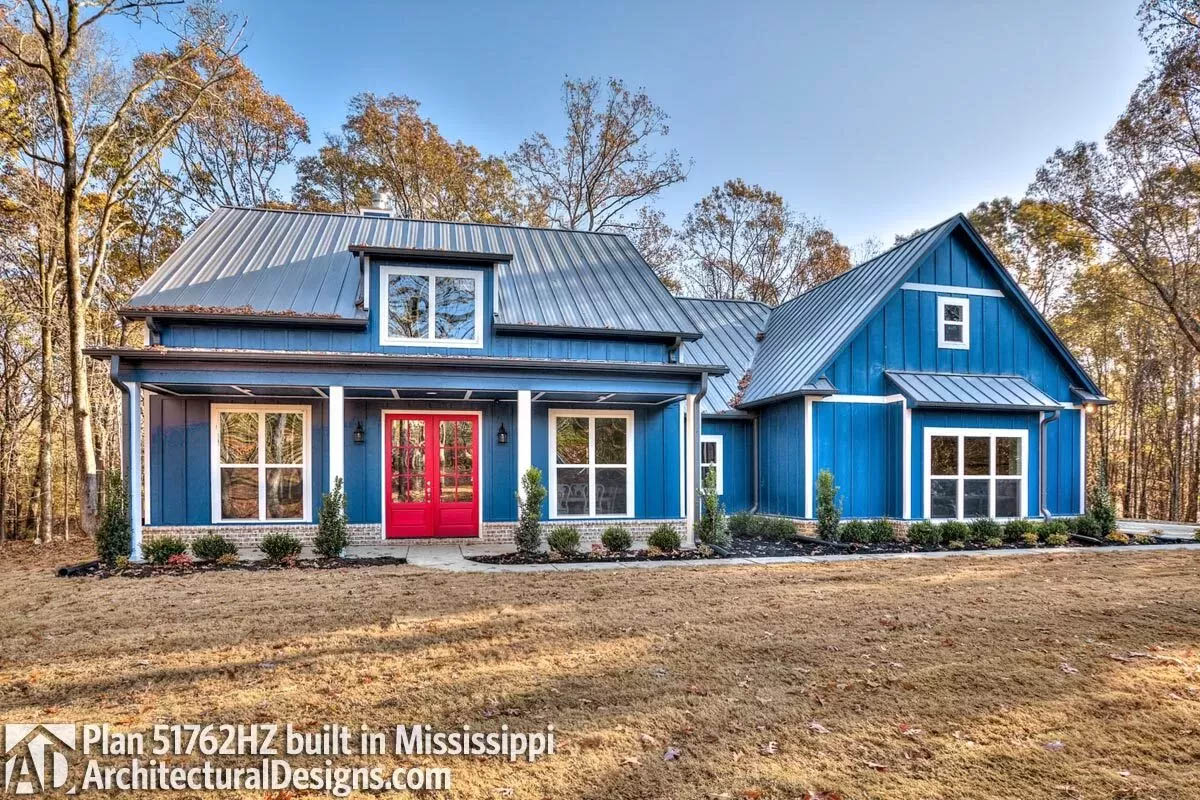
xmin=937 ymin=296 xmax=969 ymax=350
xmin=379 ymin=265 xmax=483 ymax=348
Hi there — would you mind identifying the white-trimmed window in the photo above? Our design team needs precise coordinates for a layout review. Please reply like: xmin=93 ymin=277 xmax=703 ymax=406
xmin=925 ymin=428 xmax=1026 ymax=520
xmin=379 ymin=264 xmax=483 ymax=348
xmin=549 ymin=410 xmax=634 ymax=518
xmin=937 ymin=296 xmax=969 ymax=349
xmin=211 ymin=405 xmax=311 ymax=522
xmin=700 ymin=434 xmax=723 ymax=494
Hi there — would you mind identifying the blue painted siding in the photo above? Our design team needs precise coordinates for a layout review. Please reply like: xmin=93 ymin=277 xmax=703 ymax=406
xmin=158 ymin=259 xmax=670 ymax=362
xmin=1046 ymin=409 xmax=1083 ymax=516
xmin=812 ymin=400 xmax=904 ymax=519
xmin=822 ymin=231 xmax=1076 ymax=402
xmin=702 ymin=418 xmax=754 ymax=513
xmin=757 ymin=397 xmax=805 ymax=517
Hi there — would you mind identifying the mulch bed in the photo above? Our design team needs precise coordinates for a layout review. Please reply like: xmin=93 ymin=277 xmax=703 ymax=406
xmin=57 ymin=556 xmax=407 ymax=579
xmin=469 ymin=548 xmax=722 ymax=565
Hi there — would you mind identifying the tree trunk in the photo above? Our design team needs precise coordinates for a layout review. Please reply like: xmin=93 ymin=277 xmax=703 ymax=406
xmin=63 ymin=189 xmax=99 ymax=535
xmin=36 ymin=309 xmax=54 ymax=543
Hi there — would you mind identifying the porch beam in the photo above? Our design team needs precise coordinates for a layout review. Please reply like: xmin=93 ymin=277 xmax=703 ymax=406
xmin=517 ymin=390 xmax=532 ymax=502
xmin=329 ymin=386 xmax=344 ymax=493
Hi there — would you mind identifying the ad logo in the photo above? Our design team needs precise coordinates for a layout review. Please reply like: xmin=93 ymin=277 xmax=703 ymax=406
xmin=3 ymin=725 xmax=75 ymax=795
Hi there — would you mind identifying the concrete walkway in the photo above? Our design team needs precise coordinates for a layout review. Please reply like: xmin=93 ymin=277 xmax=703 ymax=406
xmin=1118 ymin=520 xmax=1198 ymax=539
xmin=340 ymin=540 xmax=1200 ymax=573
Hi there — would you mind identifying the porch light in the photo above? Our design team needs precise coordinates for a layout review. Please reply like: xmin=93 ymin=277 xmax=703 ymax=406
xmin=1084 ymin=403 xmax=1096 ymax=415
xmin=353 ymin=421 xmax=365 ymax=444
xmin=497 ymin=423 xmax=508 ymax=445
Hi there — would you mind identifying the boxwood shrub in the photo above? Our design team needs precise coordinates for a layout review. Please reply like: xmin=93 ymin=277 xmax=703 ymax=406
xmin=259 ymin=532 xmax=302 ymax=561
xmin=191 ymin=533 xmax=237 ymax=561
xmin=142 ymin=536 xmax=188 ymax=565
xmin=839 ymin=520 xmax=872 ymax=543
xmin=1037 ymin=519 xmax=1068 ymax=542
xmin=546 ymin=525 xmax=581 ymax=556
xmin=647 ymin=524 xmax=682 ymax=552
xmin=1003 ymin=518 xmax=1035 ymax=543
xmin=906 ymin=521 xmax=940 ymax=548
xmin=939 ymin=520 xmax=970 ymax=545
xmin=600 ymin=525 xmax=633 ymax=553
xmin=968 ymin=518 xmax=1001 ymax=543
xmin=867 ymin=518 xmax=896 ymax=543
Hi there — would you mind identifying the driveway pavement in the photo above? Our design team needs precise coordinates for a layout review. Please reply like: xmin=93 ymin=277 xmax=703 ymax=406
xmin=1118 ymin=520 xmax=1198 ymax=539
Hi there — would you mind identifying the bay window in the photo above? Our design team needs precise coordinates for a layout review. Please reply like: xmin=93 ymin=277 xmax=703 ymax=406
xmin=549 ymin=410 xmax=634 ymax=518
xmin=211 ymin=405 xmax=310 ymax=522
xmin=925 ymin=428 xmax=1026 ymax=520
xmin=379 ymin=264 xmax=483 ymax=347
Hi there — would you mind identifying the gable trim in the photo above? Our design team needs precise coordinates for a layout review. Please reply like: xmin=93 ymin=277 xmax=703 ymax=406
xmin=900 ymin=282 xmax=1004 ymax=298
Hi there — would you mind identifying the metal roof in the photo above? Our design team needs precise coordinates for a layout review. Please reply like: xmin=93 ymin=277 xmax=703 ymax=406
xmin=125 ymin=206 xmax=700 ymax=339
xmin=886 ymin=371 xmax=1060 ymax=412
xmin=738 ymin=217 xmax=961 ymax=407
xmin=676 ymin=297 xmax=772 ymax=415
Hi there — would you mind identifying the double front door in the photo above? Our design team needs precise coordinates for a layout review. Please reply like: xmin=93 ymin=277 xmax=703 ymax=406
xmin=384 ymin=413 xmax=479 ymax=538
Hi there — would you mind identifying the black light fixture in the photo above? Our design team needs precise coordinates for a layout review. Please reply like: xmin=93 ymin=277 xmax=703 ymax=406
xmin=353 ymin=420 xmax=365 ymax=444
xmin=497 ymin=423 xmax=508 ymax=445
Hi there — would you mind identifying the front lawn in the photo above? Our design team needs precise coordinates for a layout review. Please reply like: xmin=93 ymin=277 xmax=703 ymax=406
xmin=2 ymin=540 xmax=1198 ymax=798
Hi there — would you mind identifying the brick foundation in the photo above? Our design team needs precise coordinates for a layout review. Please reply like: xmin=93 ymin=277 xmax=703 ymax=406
xmin=143 ymin=524 xmax=382 ymax=548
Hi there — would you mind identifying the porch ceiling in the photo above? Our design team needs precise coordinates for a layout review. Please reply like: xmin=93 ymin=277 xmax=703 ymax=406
xmin=141 ymin=383 xmax=687 ymax=406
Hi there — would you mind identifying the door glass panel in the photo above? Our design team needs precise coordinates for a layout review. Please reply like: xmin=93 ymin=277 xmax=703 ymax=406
xmin=996 ymin=437 xmax=1021 ymax=476
xmin=964 ymin=437 xmax=990 ymax=475
xmin=995 ymin=479 xmax=1020 ymax=517
xmin=265 ymin=412 xmax=304 ymax=464
xmin=964 ymin=479 xmax=990 ymax=517
xmin=434 ymin=276 xmax=476 ymax=340
xmin=265 ymin=467 xmax=304 ymax=518
xmin=390 ymin=419 xmax=426 ymax=503
xmin=930 ymin=478 xmax=958 ymax=518
xmin=220 ymin=467 xmax=259 ymax=519
xmin=595 ymin=467 xmax=628 ymax=515
xmin=930 ymin=436 xmax=958 ymax=475
xmin=219 ymin=412 xmax=259 ymax=464
xmin=595 ymin=417 xmax=627 ymax=464
xmin=388 ymin=273 xmax=429 ymax=338
xmin=556 ymin=467 xmax=589 ymax=515
xmin=556 ymin=417 xmax=589 ymax=464
xmin=438 ymin=420 xmax=473 ymax=503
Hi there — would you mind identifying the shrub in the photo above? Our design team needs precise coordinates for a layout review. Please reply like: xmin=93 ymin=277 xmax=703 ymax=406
xmin=947 ymin=540 xmax=965 ymax=550
xmin=601 ymin=526 xmax=633 ymax=553
xmin=142 ymin=536 xmax=187 ymax=565
xmin=313 ymin=476 xmax=350 ymax=558
xmin=839 ymin=520 xmax=872 ymax=543
xmin=1105 ymin=531 xmax=1130 ymax=545
xmin=259 ymin=532 xmax=302 ymax=561
xmin=727 ymin=512 xmax=756 ymax=539
xmin=816 ymin=469 xmax=841 ymax=541
xmin=985 ymin=536 xmax=1004 ymax=548
xmin=1194 ymin=528 xmax=1200 ymax=542
xmin=1003 ymin=518 xmax=1035 ymax=543
xmin=1021 ymin=531 xmax=1041 ymax=547
xmin=647 ymin=524 xmax=682 ymax=552
xmin=939 ymin=520 xmax=970 ymax=545
xmin=1133 ymin=533 xmax=1153 ymax=545
xmin=546 ymin=525 xmax=581 ymax=556
xmin=1038 ymin=520 xmax=1068 ymax=542
xmin=906 ymin=521 xmax=940 ymax=548
xmin=216 ymin=552 xmax=239 ymax=566
xmin=191 ymin=533 xmax=237 ymax=561
xmin=968 ymin=518 xmax=1001 ymax=543
xmin=1069 ymin=515 xmax=1100 ymax=539
xmin=696 ymin=470 xmax=730 ymax=547
xmin=1087 ymin=478 xmax=1117 ymax=536
xmin=96 ymin=471 xmax=131 ymax=565
xmin=166 ymin=552 xmax=193 ymax=566
xmin=760 ymin=517 xmax=796 ymax=541
xmin=114 ymin=555 xmax=130 ymax=570
xmin=515 ymin=467 xmax=547 ymax=555
xmin=868 ymin=518 xmax=896 ymax=544
xmin=1046 ymin=533 xmax=1069 ymax=547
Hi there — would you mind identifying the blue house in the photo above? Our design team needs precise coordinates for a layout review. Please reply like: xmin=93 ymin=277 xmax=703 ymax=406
xmin=88 ymin=207 xmax=1108 ymax=556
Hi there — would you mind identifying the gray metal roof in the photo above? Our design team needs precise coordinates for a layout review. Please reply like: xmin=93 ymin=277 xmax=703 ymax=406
xmin=125 ymin=206 xmax=699 ymax=338
xmin=886 ymin=371 xmax=1060 ymax=412
xmin=738 ymin=217 xmax=961 ymax=407
xmin=677 ymin=298 xmax=772 ymax=415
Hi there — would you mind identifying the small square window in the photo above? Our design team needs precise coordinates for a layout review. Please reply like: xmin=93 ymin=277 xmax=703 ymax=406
xmin=937 ymin=297 xmax=970 ymax=350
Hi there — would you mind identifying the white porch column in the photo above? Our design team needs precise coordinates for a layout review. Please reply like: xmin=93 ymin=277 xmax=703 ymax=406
xmin=803 ymin=396 xmax=814 ymax=519
xmin=128 ymin=381 xmax=143 ymax=561
xmin=329 ymin=386 xmax=344 ymax=492
xmin=901 ymin=399 xmax=912 ymax=520
xmin=517 ymin=390 xmax=532 ymax=501
xmin=685 ymin=393 xmax=698 ymax=543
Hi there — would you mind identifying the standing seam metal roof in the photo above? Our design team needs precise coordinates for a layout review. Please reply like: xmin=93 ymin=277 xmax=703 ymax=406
xmin=885 ymin=371 xmax=1060 ymax=411
xmin=677 ymin=297 xmax=772 ymax=415
xmin=126 ymin=206 xmax=700 ymax=338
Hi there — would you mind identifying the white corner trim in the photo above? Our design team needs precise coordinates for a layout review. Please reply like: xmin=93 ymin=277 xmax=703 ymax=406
xmin=1079 ymin=407 xmax=1087 ymax=515
xmin=700 ymin=433 xmax=724 ymax=494
xmin=803 ymin=396 xmax=814 ymax=519
xmin=548 ymin=408 xmax=636 ymax=520
xmin=378 ymin=264 xmax=484 ymax=348
xmin=210 ymin=403 xmax=313 ymax=524
xmin=901 ymin=282 xmax=1004 ymax=298
xmin=901 ymin=398 xmax=912 ymax=520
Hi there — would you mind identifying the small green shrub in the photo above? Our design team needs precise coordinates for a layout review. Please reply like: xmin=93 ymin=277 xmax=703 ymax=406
xmin=647 ymin=524 xmax=682 ymax=552
xmin=985 ymin=536 xmax=1004 ymax=548
xmin=216 ymin=552 xmax=239 ymax=566
xmin=1021 ymin=531 xmax=1041 ymax=547
xmin=114 ymin=555 xmax=130 ymax=570
xmin=1194 ymin=528 xmax=1200 ymax=542
xmin=601 ymin=526 xmax=633 ymax=553
xmin=142 ymin=536 xmax=188 ymax=565
xmin=1003 ymin=518 xmax=1035 ymax=543
xmin=868 ymin=518 xmax=896 ymax=543
xmin=816 ymin=469 xmax=841 ymax=541
xmin=96 ymin=471 xmax=131 ymax=564
xmin=1133 ymin=533 xmax=1153 ymax=545
xmin=906 ymin=521 xmax=940 ymax=548
xmin=1105 ymin=531 xmax=1130 ymax=545
xmin=760 ymin=517 xmax=796 ymax=541
xmin=191 ymin=533 xmax=237 ymax=561
xmin=1066 ymin=515 xmax=1099 ymax=539
xmin=968 ymin=518 xmax=1001 ymax=543
xmin=259 ymin=532 xmax=303 ymax=561
xmin=696 ymin=469 xmax=730 ymax=547
xmin=1087 ymin=478 xmax=1117 ymax=536
xmin=515 ymin=467 xmax=547 ymax=555
xmin=939 ymin=521 xmax=970 ymax=545
xmin=727 ymin=512 xmax=757 ymax=539
xmin=1038 ymin=520 xmax=1068 ymax=542
xmin=1046 ymin=533 xmax=1069 ymax=547
xmin=947 ymin=540 xmax=965 ymax=550
xmin=839 ymin=520 xmax=872 ymax=543
xmin=314 ymin=476 xmax=349 ymax=558
xmin=546 ymin=525 xmax=581 ymax=556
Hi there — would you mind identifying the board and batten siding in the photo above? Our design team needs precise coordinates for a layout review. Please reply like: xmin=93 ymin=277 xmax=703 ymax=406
xmin=701 ymin=418 xmax=755 ymax=513
xmin=756 ymin=397 xmax=806 ymax=518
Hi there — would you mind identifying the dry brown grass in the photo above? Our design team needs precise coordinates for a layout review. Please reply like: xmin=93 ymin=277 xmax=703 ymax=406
xmin=2 ymin=540 xmax=1200 ymax=798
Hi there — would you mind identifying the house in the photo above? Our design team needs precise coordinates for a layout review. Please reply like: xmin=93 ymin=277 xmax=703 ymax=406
xmin=87 ymin=207 xmax=1109 ymax=556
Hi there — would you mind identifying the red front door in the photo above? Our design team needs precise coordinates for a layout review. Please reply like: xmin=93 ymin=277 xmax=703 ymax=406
xmin=384 ymin=413 xmax=479 ymax=538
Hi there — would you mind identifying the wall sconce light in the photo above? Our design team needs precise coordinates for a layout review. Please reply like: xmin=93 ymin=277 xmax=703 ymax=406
xmin=353 ymin=421 xmax=365 ymax=444
xmin=497 ymin=423 xmax=508 ymax=445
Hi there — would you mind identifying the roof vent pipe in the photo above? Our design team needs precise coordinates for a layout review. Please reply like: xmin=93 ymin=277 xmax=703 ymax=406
xmin=1039 ymin=409 xmax=1060 ymax=521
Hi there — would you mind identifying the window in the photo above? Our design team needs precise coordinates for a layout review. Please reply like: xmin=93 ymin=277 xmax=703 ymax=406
xmin=379 ymin=265 xmax=483 ymax=347
xmin=211 ymin=405 xmax=310 ymax=522
xmin=549 ymin=410 xmax=634 ymax=518
xmin=937 ymin=296 xmax=969 ymax=350
xmin=925 ymin=428 xmax=1026 ymax=520
xmin=700 ymin=434 xmax=723 ymax=493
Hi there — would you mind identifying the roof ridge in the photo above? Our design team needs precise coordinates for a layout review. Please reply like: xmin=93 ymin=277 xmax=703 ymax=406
xmin=675 ymin=295 xmax=772 ymax=308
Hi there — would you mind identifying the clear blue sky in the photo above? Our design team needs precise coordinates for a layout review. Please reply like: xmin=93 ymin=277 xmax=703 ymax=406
xmin=113 ymin=0 xmax=1150 ymax=246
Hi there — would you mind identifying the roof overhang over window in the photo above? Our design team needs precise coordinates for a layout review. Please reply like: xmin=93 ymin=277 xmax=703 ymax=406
xmin=1070 ymin=386 xmax=1113 ymax=406
xmin=886 ymin=370 xmax=1061 ymax=412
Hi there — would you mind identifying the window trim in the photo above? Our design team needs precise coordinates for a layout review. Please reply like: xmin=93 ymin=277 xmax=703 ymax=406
xmin=923 ymin=427 xmax=1027 ymax=521
xmin=378 ymin=264 xmax=484 ymax=348
xmin=700 ymin=433 xmax=724 ymax=494
xmin=937 ymin=296 xmax=970 ymax=350
xmin=210 ymin=404 xmax=312 ymax=523
xmin=548 ymin=409 xmax=635 ymax=519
